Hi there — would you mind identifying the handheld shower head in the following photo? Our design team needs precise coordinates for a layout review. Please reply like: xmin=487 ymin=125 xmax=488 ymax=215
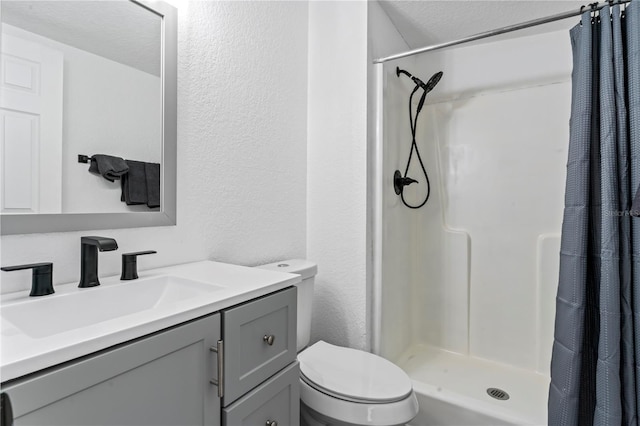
xmin=424 ymin=71 xmax=443 ymax=94
xmin=396 ymin=67 xmax=444 ymax=95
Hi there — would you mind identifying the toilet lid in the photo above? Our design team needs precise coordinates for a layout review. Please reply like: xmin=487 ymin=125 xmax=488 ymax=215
xmin=298 ymin=341 xmax=413 ymax=403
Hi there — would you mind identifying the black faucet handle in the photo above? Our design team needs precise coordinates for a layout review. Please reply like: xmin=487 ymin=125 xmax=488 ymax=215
xmin=121 ymin=251 xmax=157 ymax=280
xmin=123 ymin=250 xmax=157 ymax=257
xmin=1 ymin=262 xmax=54 ymax=296
xmin=1 ymin=262 xmax=52 ymax=272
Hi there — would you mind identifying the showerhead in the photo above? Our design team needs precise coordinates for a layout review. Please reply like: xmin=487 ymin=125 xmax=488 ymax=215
xmin=396 ymin=67 xmax=444 ymax=95
xmin=414 ymin=71 xmax=443 ymax=95
xmin=424 ymin=71 xmax=443 ymax=93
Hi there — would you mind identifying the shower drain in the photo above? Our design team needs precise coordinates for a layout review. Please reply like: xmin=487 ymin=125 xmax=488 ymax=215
xmin=487 ymin=388 xmax=510 ymax=401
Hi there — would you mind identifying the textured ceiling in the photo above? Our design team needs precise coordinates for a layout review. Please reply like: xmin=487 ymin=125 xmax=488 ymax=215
xmin=379 ymin=1 xmax=586 ymax=50
xmin=2 ymin=1 xmax=161 ymax=76
xmin=2 ymin=1 xmax=590 ymax=74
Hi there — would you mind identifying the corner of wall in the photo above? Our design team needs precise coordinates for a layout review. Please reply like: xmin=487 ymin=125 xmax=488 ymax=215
xmin=307 ymin=0 xmax=369 ymax=350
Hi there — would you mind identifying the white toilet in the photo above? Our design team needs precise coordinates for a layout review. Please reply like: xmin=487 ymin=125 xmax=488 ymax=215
xmin=256 ymin=259 xmax=419 ymax=426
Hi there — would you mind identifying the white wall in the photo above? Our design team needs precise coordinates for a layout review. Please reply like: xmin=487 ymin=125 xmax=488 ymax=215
xmin=379 ymin=30 xmax=571 ymax=373
xmin=304 ymin=0 xmax=409 ymax=352
xmin=1 ymin=1 xmax=308 ymax=294
xmin=307 ymin=0 xmax=368 ymax=350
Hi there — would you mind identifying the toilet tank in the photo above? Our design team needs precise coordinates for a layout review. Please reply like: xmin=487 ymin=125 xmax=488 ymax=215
xmin=254 ymin=259 xmax=317 ymax=351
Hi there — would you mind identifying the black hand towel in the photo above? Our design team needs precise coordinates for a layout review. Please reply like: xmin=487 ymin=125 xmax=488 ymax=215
xmin=88 ymin=154 xmax=128 ymax=182
xmin=120 ymin=160 xmax=147 ymax=205
xmin=145 ymin=162 xmax=161 ymax=208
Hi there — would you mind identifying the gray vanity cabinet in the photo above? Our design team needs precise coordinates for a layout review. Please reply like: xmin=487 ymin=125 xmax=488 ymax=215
xmin=2 ymin=313 xmax=221 ymax=426
xmin=1 ymin=286 xmax=299 ymax=426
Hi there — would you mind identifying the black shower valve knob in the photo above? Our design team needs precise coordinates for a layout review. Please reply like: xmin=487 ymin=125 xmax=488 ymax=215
xmin=393 ymin=170 xmax=418 ymax=195
xmin=402 ymin=177 xmax=418 ymax=186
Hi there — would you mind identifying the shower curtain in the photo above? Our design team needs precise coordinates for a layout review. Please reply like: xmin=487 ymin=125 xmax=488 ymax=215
xmin=549 ymin=2 xmax=640 ymax=426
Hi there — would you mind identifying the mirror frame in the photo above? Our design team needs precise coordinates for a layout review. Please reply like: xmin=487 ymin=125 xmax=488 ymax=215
xmin=0 ymin=0 xmax=177 ymax=235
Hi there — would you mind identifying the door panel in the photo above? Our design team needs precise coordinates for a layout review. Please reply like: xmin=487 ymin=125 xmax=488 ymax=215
xmin=0 ymin=32 xmax=63 ymax=213
xmin=1 ymin=112 xmax=37 ymax=210
xmin=2 ymin=314 xmax=221 ymax=426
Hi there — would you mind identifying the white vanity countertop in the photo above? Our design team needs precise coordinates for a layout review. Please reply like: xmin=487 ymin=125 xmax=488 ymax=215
xmin=0 ymin=260 xmax=300 ymax=383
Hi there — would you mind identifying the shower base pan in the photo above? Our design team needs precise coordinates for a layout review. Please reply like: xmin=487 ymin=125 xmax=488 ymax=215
xmin=399 ymin=344 xmax=548 ymax=426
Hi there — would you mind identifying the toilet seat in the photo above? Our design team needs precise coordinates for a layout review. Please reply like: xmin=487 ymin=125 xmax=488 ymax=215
xmin=298 ymin=340 xmax=413 ymax=403
xmin=298 ymin=341 xmax=419 ymax=425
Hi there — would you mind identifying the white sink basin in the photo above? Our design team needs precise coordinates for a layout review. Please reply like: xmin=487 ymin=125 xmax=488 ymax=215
xmin=1 ymin=260 xmax=302 ymax=383
xmin=2 ymin=276 xmax=223 ymax=339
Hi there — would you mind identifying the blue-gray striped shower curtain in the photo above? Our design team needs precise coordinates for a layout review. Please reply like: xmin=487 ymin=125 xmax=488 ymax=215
xmin=549 ymin=2 xmax=640 ymax=425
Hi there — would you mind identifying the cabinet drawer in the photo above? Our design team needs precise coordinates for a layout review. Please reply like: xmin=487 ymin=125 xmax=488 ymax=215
xmin=223 ymin=362 xmax=300 ymax=426
xmin=222 ymin=287 xmax=297 ymax=405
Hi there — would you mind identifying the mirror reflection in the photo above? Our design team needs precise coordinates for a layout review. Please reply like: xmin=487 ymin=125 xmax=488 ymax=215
xmin=1 ymin=1 xmax=163 ymax=215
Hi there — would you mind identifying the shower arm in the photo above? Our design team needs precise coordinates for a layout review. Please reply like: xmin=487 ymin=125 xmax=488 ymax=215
xmin=396 ymin=68 xmax=426 ymax=92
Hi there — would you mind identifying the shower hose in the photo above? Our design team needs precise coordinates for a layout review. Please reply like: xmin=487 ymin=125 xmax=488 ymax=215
xmin=396 ymin=68 xmax=442 ymax=209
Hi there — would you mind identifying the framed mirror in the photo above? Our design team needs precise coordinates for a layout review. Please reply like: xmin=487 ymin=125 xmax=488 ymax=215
xmin=0 ymin=0 xmax=176 ymax=235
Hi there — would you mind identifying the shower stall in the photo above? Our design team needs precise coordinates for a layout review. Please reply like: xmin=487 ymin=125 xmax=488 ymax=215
xmin=371 ymin=26 xmax=574 ymax=425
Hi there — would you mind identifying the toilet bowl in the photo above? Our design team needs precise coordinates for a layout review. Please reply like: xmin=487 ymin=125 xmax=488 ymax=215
xmin=298 ymin=340 xmax=419 ymax=426
xmin=255 ymin=260 xmax=419 ymax=426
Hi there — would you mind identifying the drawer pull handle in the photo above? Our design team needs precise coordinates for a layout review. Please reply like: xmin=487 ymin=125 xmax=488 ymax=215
xmin=266 ymin=421 xmax=278 ymax=426
xmin=263 ymin=334 xmax=275 ymax=345
xmin=209 ymin=340 xmax=224 ymax=398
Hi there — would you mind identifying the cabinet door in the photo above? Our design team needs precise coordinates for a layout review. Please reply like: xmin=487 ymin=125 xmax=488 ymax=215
xmin=223 ymin=362 xmax=300 ymax=426
xmin=222 ymin=287 xmax=297 ymax=405
xmin=1 ymin=314 xmax=221 ymax=426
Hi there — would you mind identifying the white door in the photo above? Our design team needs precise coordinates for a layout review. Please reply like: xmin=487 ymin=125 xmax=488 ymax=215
xmin=0 ymin=29 xmax=63 ymax=214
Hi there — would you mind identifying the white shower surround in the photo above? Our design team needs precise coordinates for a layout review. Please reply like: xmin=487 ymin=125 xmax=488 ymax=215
xmin=373 ymin=28 xmax=573 ymax=424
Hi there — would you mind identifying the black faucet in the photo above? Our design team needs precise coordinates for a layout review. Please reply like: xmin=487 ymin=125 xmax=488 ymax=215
xmin=1 ymin=262 xmax=54 ymax=296
xmin=79 ymin=236 xmax=118 ymax=288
